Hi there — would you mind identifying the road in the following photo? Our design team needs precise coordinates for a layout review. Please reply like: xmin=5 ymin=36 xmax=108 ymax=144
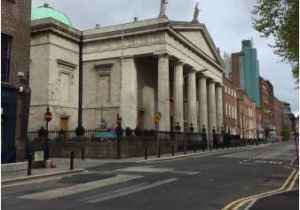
xmin=2 ymin=142 xmax=298 ymax=210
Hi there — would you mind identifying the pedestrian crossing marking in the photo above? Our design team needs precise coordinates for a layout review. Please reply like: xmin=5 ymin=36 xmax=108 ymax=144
xmin=115 ymin=166 xmax=173 ymax=173
xmin=18 ymin=174 xmax=143 ymax=200
xmin=81 ymin=178 xmax=178 ymax=203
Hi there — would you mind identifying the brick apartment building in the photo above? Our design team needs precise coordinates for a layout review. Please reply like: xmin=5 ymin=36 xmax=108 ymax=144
xmin=237 ymin=90 xmax=257 ymax=139
xmin=1 ymin=0 xmax=31 ymax=163
xmin=273 ymin=97 xmax=283 ymax=139
xmin=223 ymin=77 xmax=238 ymax=134
xmin=259 ymin=77 xmax=279 ymax=140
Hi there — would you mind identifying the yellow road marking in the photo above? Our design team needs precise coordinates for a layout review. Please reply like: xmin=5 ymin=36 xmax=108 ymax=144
xmin=287 ymin=171 xmax=299 ymax=191
xmin=232 ymin=170 xmax=299 ymax=210
xmin=221 ymin=169 xmax=297 ymax=210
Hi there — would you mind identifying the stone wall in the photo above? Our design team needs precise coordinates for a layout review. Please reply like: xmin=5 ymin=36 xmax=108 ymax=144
xmin=82 ymin=58 xmax=122 ymax=129
xmin=49 ymin=139 xmax=174 ymax=159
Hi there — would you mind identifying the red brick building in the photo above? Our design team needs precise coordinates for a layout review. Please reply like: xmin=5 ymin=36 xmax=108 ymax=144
xmin=231 ymin=52 xmax=243 ymax=88
xmin=259 ymin=77 xmax=279 ymax=140
xmin=1 ymin=0 xmax=31 ymax=162
xmin=223 ymin=77 xmax=238 ymax=134
xmin=237 ymin=90 xmax=257 ymax=139
xmin=273 ymin=97 xmax=283 ymax=140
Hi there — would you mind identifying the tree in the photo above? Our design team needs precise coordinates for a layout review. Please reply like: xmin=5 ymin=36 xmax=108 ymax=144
xmin=252 ymin=0 xmax=299 ymax=85
xmin=280 ymin=128 xmax=291 ymax=140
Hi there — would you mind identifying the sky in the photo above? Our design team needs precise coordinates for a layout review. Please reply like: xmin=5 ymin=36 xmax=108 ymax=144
xmin=32 ymin=0 xmax=299 ymax=115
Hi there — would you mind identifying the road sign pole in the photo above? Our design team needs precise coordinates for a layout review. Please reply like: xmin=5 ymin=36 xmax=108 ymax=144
xmin=156 ymin=123 xmax=160 ymax=158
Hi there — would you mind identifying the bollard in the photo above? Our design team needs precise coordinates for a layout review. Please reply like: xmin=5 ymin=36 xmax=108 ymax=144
xmin=81 ymin=147 xmax=85 ymax=160
xmin=157 ymin=146 xmax=161 ymax=158
xmin=70 ymin=151 xmax=74 ymax=170
xmin=183 ymin=138 xmax=187 ymax=155
xmin=27 ymin=153 xmax=32 ymax=176
xmin=172 ymin=144 xmax=175 ymax=156
xmin=117 ymin=136 xmax=121 ymax=159
xmin=144 ymin=147 xmax=148 ymax=160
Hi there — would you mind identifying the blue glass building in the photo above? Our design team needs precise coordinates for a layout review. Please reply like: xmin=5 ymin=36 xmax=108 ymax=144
xmin=242 ymin=40 xmax=260 ymax=107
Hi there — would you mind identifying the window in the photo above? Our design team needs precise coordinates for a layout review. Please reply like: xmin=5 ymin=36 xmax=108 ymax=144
xmin=235 ymin=106 xmax=237 ymax=119
xmin=225 ymin=103 xmax=228 ymax=116
xmin=1 ymin=34 xmax=12 ymax=82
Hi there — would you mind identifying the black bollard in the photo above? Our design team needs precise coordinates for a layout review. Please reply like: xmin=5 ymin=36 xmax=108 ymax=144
xmin=172 ymin=144 xmax=175 ymax=156
xmin=144 ymin=147 xmax=148 ymax=160
xmin=27 ymin=153 xmax=32 ymax=176
xmin=81 ymin=147 xmax=85 ymax=160
xmin=70 ymin=151 xmax=74 ymax=170
xmin=117 ymin=136 xmax=121 ymax=159
xmin=157 ymin=146 xmax=161 ymax=158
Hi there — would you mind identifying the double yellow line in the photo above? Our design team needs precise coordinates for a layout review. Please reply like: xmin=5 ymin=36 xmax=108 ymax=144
xmin=222 ymin=169 xmax=299 ymax=210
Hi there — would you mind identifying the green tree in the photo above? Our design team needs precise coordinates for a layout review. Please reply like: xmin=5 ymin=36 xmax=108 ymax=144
xmin=280 ymin=128 xmax=291 ymax=140
xmin=252 ymin=0 xmax=299 ymax=84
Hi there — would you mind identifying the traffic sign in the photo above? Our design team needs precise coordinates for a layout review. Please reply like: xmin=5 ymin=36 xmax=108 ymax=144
xmin=154 ymin=112 xmax=162 ymax=123
xmin=44 ymin=111 xmax=52 ymax=122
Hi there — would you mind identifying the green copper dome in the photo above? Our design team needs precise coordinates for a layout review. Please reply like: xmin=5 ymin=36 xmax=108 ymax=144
xmin=31 ymin=3 xmax=73 ymax=27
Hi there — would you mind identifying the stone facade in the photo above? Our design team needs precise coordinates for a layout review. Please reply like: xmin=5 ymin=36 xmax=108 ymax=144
xmin=29 ymin=19 xmax=80 ymax=131
xmin=1 ymin=0 xmax=31 ymax=162
xmin=29 ymin=16 xmax=224 ymax=145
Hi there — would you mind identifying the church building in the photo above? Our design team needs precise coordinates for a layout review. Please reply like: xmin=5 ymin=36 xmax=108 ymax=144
xmin=29 ymin=2 xmax=224 ymax=138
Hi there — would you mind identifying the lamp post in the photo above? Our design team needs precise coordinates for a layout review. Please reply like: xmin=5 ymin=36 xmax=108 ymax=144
xmin=174 ymin=122 xmax=181 ymax=156
xmin=44 ymin=106 xmax=52 ymax=160
xmin=116 ymin=114 xmax=123 ymax=159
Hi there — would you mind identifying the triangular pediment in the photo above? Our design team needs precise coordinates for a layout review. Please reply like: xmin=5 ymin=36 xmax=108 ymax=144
xmin=170 ymin=22 xmax=223 ymax=67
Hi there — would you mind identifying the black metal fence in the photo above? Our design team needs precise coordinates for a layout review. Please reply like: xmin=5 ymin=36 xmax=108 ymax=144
xmin=26 ymin=128 xmax=260 ymax=159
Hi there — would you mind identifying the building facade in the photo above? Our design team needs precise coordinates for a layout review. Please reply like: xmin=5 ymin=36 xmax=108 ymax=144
xmin=1 ymin=0 xmax=31 ymax=163
xmin=237 ymin=90 xmax=257 ymax=139
xmin=231 ymin=52 xmax=244 ymax=88
xmin=242 ymin=40 xmax=260 ymax=107
xmin=28 ymin=4 xmax=224 ymax=142
xmin=259 ymin=77 xmax=276 ymax=139
xmin=223 ymin=77 xmax=238 ymax=134
xmin=273 ymin=97 xmax=283 ymax=140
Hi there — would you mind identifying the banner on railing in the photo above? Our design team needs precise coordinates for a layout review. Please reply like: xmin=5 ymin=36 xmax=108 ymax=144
xmin=95 ymin=131 xmax=117 ymax=140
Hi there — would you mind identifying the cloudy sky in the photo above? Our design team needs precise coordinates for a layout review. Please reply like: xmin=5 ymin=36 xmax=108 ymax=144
xmin=32 ymin=0 xmax=299 ymax=114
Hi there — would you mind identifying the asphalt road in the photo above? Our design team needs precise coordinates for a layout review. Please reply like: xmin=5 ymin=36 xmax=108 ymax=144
xmin=2 ymin=142 xmax=298 ymax=210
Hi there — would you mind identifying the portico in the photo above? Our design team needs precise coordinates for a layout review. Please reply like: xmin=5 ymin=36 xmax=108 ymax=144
xmin=81 ymin=17 xmax=224 ymax=140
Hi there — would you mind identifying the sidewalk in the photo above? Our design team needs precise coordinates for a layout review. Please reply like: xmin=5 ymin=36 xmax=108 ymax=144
xmin=1 ymin=143 xmax=270 ymax=185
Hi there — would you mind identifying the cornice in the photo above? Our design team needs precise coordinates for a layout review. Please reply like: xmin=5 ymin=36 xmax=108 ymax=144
xmin=31 ymin=18 xmax=81 ymax=43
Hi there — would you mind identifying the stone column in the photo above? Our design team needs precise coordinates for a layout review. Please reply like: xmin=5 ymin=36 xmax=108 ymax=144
xmin=198 ymin=75 xmax=208 ymax=130
xmin=157 ymin=54 xmax=170 ymax=131
xmin=173 ymin=61 xmax=184 ymax=131
xmin=208 ymin=79 xmax=217 ymax=140
xmin=216 ymin=84 xmax=224 ymax=132
xmin=120 ymin=56 xmax=137 ymax=129
xmin=187 ymin=71 xmax=197 ymax=131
